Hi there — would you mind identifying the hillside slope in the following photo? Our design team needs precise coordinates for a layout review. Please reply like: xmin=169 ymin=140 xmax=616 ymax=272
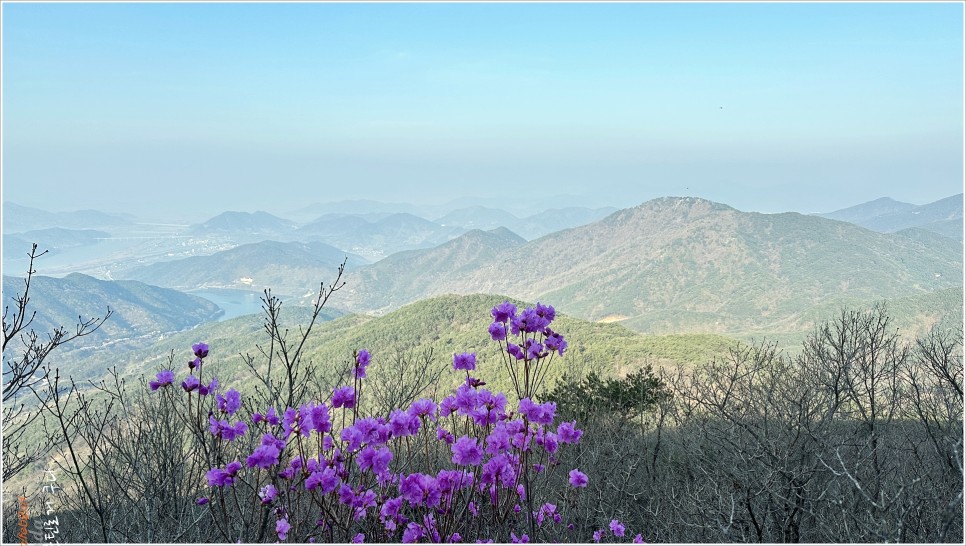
xmin=340 ymin=197 xmax=962 ymax=337
xmin=1 ymin=273 xmax=221 ymax=353
xmin=122 ymin=240 xmax=366 ymax=293
xmin=71 ymin=293 xmax=738 ymax=400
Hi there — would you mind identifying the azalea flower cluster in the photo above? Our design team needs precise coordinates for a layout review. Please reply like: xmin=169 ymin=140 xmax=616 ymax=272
xmin=149 ymin=302 xmax=646 ymax=543
xmin=488 ymin=302 xmax=567 ymax=400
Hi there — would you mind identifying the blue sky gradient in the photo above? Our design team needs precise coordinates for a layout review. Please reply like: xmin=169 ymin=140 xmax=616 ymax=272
xmin=2 ymin=2 xmax=963 ymax=219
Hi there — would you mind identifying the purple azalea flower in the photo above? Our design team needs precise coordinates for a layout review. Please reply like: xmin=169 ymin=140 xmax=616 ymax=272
xmin=187 ymin=357 xmax=201 ymax=370
xmin=436 ymin=427 xmax=455 ymax=444
xmin=205 ymin=462 xmax=240 ymax=487
xmin=512 ymin=307 xmax=546 ymax=335
xmin=358 ymin=446 xmax=393 ymax=475
xmin=402 ymin=522 xmax=424 ymax=543
xmin=259 ymin=484 xmax=277 ymax=505
xmin=536 ymin=503 xmax=558 ymax=526
xmin=353 ymin=533 xmax=365 ymax=543
xmin=282 ymin=407 xmax=299 ymax=437
xmin=216 ymin=388 xmax=242 ymax=415
xmin=569 ymin=468 xmax=589 ymax=488
xmin=593 ymin=529 xmax=604 ymax=543
xmin=557 ymin=421 xmax=583 ymax=444
xmin=466 ymin=376 xmax=487 ymax=388
xmin=278 ymin=456 xmax=302 ymax=480
xmin=488 ymin=321 xmax=507 ymax=341
xmin=380 ymin=496 xmax=403 ymax=523
xmin=525 ymin=339 xmax=544 ymax=360
xmin=276 ymin=518 xmax=290 ymax=541
xmin=436 ymin=469 xmax=472 ymax=495
xmin=453 ymin=352 xmax=476 ymax=371
xmin=610 ymin=519 xmax=626 ymax=538
xmin=321 ymin=468 xmax=342 ymax=494
xmin=196 ymin=497 xmax=209 ymax=506
xmin=481 ymin=454 xmax=516 ymax=488
xmin=471 ymin=390 xmax=506 ymax=427
xmin=263 ymin=406 xmax=280 ymax=426
xmin=309 ymin=402 xmax=331 ymax=433
xmin=225 ymin=461 xmax=241 ymax=475
xmin=149 ymin=369 xmax=175 ymax=391
xmin=400 ymin=473 xmax=442 ymax=508
xmin=451 ymin=436 xmax=483 ymax=466
xmin=454 ymin=384 xmax=479 ymax=414
xmin=341 ymin=425 xmax=365 ymax=452
xmin=486 ymin=427 xmax=512 ymax=455
xmin=210 ymin=416 xmax=247 ymax=442
xmin=355 ymin=349 xmax=371 ymax=378
xmin=181 ymin=375 xmax=200 ymax=393
xmin=338 ymin=483 xmax=355 ymax=506
xmin=542 ymin=432 xmax=559 ymax=454
xmin=519 ymin=398 xmax=556 ymax=426
xmin=439 ymin=395 xmax=458 ymax=417
xmin=408 ymin=398 xmax=437 ymax=421
xmin=535 ymin=302 xmax=556 ymax=323
xmin=544 ymin=331 xmax=567 ymax=356
xmin=247 ymin=444 xmax=281 ymax=469
xmin=491 ymin=301 xmax=517 ymax=323
xmin=192 ymin=342 xmax=209 ymax=359
xmin=332 ymin=386 xmax=355 ymax=409
xmin=262 ymin=432 xmax=286 ymax=451
xmin=507 ymin=343 xmax=525 ymax=360
xmin=390 ymin=409 xmax=420 ymax=438
xmin=449 ymin=532 xmax=462 ymax=543
xmin=305 ymin=467 xmax=340 ymax=493
xmin=633 ymin=533 xmax=644 ymax=543
xmin=353 ymin=416 xmax=390 ymax=446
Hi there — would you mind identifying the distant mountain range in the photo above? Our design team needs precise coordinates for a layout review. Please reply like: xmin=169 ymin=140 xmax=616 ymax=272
xmin=293 ymin=212 xmax=466 ymax=260
xmin=4 ymin=195 xmax=961 ymax=344
xmin=819 ymin=194 xmax=963 ymax=240
xmin=434 ymin=206 xmax=618 ymax=239
xmin=2 ymin=202 xmax=133 ymax=232
xmin=122 ymin=240 xmax=368 ymax=294
xmin=185 ymin=206 xmax=622 ymax=258
xmin=337 ymin=196 xmax=962 ymax=337
xmin=3 ymin=228 xmax=110 ymax=260
xmin=1 ymin=273 xmax=220 ymax=353
xmin=188 ymin=211 xmax=299 ymax=242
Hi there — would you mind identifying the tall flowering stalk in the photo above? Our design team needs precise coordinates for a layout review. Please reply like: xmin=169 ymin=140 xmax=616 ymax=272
xmin=487 ymin=301 xmax=567 ymax=401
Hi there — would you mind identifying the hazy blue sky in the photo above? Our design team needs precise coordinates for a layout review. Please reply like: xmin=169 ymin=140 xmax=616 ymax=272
xmin=2 ymin=2 xmax=963 ymax=220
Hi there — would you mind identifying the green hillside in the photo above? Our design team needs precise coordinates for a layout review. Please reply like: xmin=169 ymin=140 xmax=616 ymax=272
xmin=123 ymin=240 xmax=366 ymax=294
xmin=1 ymin=273 xmax=221 ymax=358
xmin=54 ymin=294 xmax=737 ymax=405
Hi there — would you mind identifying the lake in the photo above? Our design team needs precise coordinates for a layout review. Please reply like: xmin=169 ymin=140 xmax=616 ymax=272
xmin=189 ymin=288 xmax=270 ymax=321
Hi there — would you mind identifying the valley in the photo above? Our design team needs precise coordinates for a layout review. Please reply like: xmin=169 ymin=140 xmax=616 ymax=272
xmin=2 ymin=193 xmax=961 ymax=378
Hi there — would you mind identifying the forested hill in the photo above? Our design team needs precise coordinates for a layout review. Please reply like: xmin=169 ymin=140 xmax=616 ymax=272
xmin=1 ymin=273 xmax=220 ymax=351
xmin=337 ymin=197 xmax=963 ymax=337
xmin=67 ymin=293 xmax=737 ymax=399
xmin=122 ymin=240 xmax=368 ymax=294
